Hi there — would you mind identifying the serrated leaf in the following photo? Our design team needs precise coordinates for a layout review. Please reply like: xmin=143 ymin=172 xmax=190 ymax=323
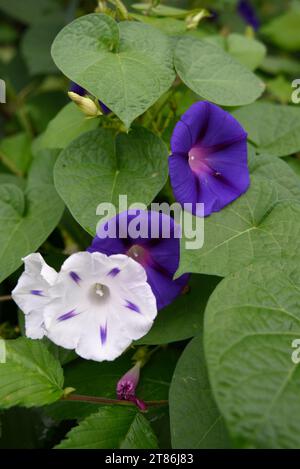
xmin=54 ymin=127 xmax=168 ymax=235
xmin=0 ymin=338 xmax=64 ymax=409
xmin=204 ymin=261 xmax=300 ymax=448
xmin=0 ymin=150 xmax=64 ymax=284
xmin=233 ymin=103 xmax=300 ymax=157
xmin=51 ymin=13 xmax=175 ymax=128
xmin=42 ymin=102 xmax=99 ymax=150
xmin=56 ymin=406 xmax=158 ymax=449
xmin=177 ymin=153 xmax=300 ymax=278
xmin=169 ymin=335 xmax=230 ymax=449
xmin=174 ymin=36 xmax=264 ymax=106
xmin=137 ymin=274 xmax=220 ymax=345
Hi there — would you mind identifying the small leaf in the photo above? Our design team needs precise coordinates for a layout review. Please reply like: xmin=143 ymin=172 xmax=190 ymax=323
xmin=0 ymin=338 xmax=64 ymax=409
xmin=174 ymin=36 xmax=265 ymax=106
xmin=170 ymin=335 xmax=230 ymax=449
xmin=261 ymin=9 xmax=300 ymax=52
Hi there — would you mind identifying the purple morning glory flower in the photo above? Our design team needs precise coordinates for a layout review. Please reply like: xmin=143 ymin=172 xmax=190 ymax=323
xmin=168 ymin=101 xmax=249 ymax=217
xmin=69 ymin=82 xmax=111 ymax=115
xmin=117 ymin=361 xmax=147 ymax=411
xmin=237 ymin=0 xmax=260 ymax=31
xmin=88 ymin=210 xmax=189 ymax=311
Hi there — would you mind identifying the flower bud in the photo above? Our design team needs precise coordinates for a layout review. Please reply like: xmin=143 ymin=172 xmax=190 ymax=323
xmin=116 ymin=361 xmax=147 ymax=411
xmin=68 ymin=92 xmax=102 ymax=118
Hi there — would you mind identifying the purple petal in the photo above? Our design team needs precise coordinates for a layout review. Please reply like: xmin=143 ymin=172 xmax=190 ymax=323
xmin=125 ymin=300 xmax=141 ymax=314
xmin=100 ymin=323 xmax=107 ymax=345
xmin=237 ymin=0 xmax=260 ymax=30
xmin=30 ymin=290 xmax=44 ymax=296
xmin=99 ymin=101 xmax=111 ymax=115
xmin=69 ymin=82 xmax=86 ymax=96
xmin=57 ymin=309 xmax=77 ymax=322
xmin=69 ymin=271 xmax=81 ymax=284
xmin=88 ymin=210 xmax=188 ymax=310
xmin=146 ymin=267 xmax=189 ymax=310
xmin=107 ymin=267 xmax=121 ymax=277
xmin=171 ymin=102 xmax=209 ymax=154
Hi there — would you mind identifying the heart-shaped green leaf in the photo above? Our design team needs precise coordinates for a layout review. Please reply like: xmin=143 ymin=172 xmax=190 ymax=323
xmin=54 ymin=127 xmax=168 ymax=235
xmin=51 ymin=13 xmax=175 ymax=128
xmin=0 ymin=150 xmax=64 ymax=284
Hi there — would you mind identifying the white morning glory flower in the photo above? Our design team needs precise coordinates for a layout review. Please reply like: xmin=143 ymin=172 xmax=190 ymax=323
xmin=12 ymin=251 xmax=157 ymax=362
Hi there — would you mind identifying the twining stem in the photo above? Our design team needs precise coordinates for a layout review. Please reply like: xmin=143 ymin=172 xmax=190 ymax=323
xmin=0 ymin=295 xmax=12 ymax=302
xmin=64 ymin=393 xmax=168 ymax=407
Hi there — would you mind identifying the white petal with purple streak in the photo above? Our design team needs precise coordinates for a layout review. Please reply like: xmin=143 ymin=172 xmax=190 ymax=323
xmin=11 ymin=253 xmax=58 ymax=339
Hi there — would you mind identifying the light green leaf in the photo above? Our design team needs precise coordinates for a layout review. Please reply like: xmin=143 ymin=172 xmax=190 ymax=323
xmin=174 ymin=36 xmax=264 ymax=106
xmin=137 ymin=274 xmax=220 ymax=345
xmin=0 ymin=132 xmax=32 ymax=176
xmin=42 ymin=102 xmax=99 ymax=150
xmin=226 ymin=33 xmax=266 ymax=71
xmin=56 ymin=407 xmax=158 ymax=449
xmin=51 ymin=13 xmax=175 ymax=128
xmin=262 ymin=9 xmax=300 ymax=52
xmin=22 ymin=18 xmax=63 ymax=75
xmin=54 ymin=127 xmax=168 ymax=235
xmin=0 ymin=338 xmax=64 ymax=409
xmin=177 ymin=153 xmax=300 ymax=278
xmin=233 ymin=102 xmax=300 ymax=157
xmin=204 ymin=261 xmax=300 ymax=448
xmin=170 ymin=335 xmax=230 ymax=448
xmin=0 ymin=150 xmax=64 ymax=284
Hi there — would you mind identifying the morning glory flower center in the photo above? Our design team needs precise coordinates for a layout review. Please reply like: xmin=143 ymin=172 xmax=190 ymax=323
xmin=88 ymin=282 xmax=110 ymax=304
xmin=188 ymin=145 xmax=210 ymax=174
xmin=127 ymin=245 xmax=148 ymax=267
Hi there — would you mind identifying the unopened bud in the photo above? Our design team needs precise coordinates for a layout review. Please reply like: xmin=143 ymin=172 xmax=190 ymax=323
xmin=68 ymin=92 xmax=102 ymax=118
xmin=186 ymin=9 xmax=211 ymax=30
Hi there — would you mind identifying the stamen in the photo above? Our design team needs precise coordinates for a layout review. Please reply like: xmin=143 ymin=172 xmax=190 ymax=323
xmin=95 ymin=283 xmax=105 ymax=297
